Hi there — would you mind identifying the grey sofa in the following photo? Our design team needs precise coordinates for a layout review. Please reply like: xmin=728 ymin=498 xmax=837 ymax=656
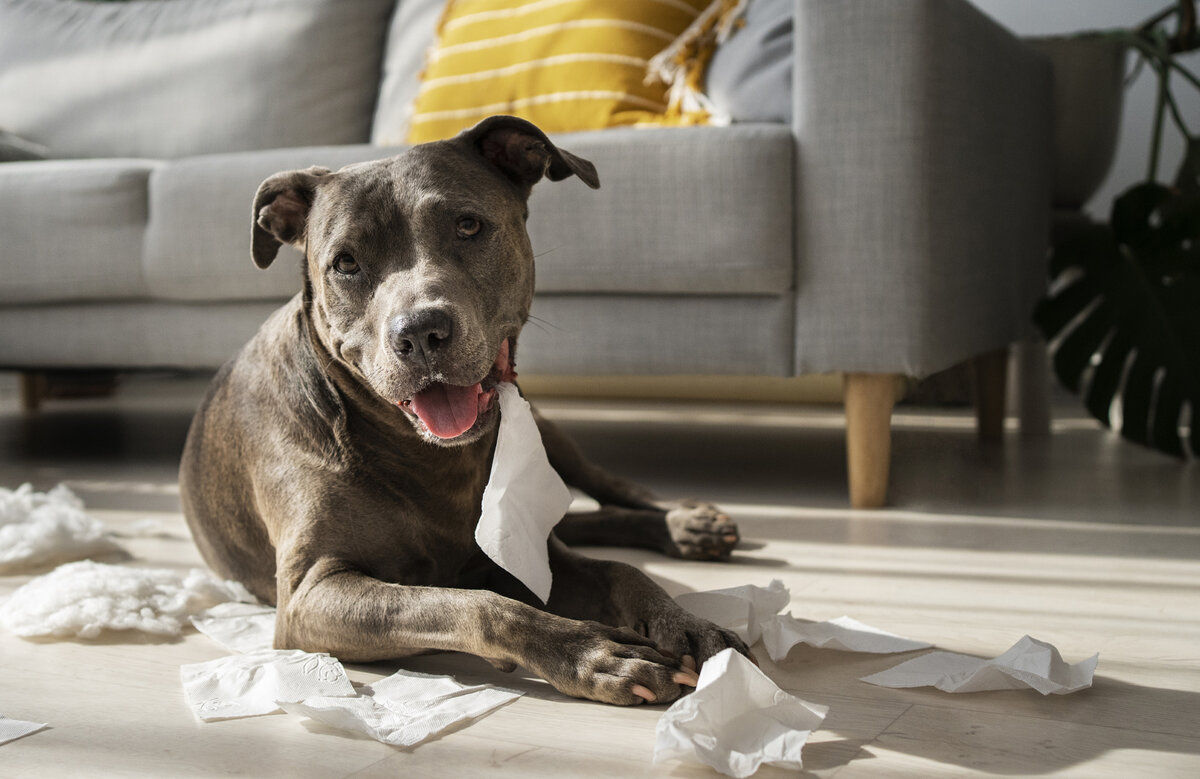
xmin=0 ymin=0 xmax=1051 ymax=507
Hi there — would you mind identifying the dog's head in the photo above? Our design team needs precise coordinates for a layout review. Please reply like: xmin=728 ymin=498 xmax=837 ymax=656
xmin=250 ymin=116 xmax=599 ymax=445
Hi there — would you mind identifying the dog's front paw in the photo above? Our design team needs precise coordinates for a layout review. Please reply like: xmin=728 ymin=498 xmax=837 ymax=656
xmin=636 ymin=606 xmax=752 ymax=671
xmin=525 ymin=619 xmax=698 ymax=706
xmin=661 ymin=500 xmax=739 ymax=560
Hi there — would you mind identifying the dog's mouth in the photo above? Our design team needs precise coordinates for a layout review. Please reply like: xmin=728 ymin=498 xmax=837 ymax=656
xmin=397 ymin=339 xmax=515 ymax=440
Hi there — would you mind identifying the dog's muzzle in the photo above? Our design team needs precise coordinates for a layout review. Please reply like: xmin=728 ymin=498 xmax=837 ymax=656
xmin=397 ymin=338 xmax=516 ymax=439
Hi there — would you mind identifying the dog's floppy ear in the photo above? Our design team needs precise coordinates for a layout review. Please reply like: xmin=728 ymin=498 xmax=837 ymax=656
xmin=459 ymin=115 xmax=600 ymax=197
xmin=251 ymin=166 xmax=332 ymax=269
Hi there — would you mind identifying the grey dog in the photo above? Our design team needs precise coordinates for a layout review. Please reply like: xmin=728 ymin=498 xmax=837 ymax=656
xmin=180 ymin=116 xmax=749 ymax=705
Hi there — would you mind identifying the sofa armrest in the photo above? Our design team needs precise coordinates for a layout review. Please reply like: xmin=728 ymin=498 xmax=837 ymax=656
xmin=790 ymin=0 xmax=1052 ymax=376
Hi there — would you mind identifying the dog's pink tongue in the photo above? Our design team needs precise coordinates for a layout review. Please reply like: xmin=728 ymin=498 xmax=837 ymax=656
xmin=409 ymin=382 xmax=481 ymax=439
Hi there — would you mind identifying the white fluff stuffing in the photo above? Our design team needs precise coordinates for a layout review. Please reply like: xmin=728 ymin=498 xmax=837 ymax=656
xmin=0 ymin=483 xmax=124 ymax=572
xmin=0 ymin=560 xmax=254 ymax=639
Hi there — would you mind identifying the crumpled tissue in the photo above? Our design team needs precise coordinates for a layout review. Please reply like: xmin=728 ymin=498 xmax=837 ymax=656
xmin=0 ymin=560 xmax=253 ymax=639
xmin=675 ymin=579 xmax=790 ymax=644
xmin=0 ymin=483 xmax=124 ymax=572
xmin=279 ymin=668 xmax=522 ymax=747
xmin=180 ymin=649 xmax=356 ymax=721
xmin=190 ymin=601 xmax=277 ymax=653
xmin=654 ymin=648 xmax=828 ymax=777
xmin=0 ymin=715 xmax=47 ymax=747
xmin=861 ymin=635 xmax=1098 ymax=695
xmin=676 ymin=580 xmax=928 ymax=660
xmin=475 ymin=383 xmax=572 ymax=604
xmin=761 ymin=614 xmax=932 ymax=661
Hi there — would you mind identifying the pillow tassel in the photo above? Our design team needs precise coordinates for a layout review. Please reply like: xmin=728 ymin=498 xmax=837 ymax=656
xmin=645 ymin=0 xmax=749 ymax=127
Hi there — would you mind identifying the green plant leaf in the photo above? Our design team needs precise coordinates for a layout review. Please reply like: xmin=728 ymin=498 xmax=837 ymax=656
xmin=1035 ymin=184 xmax=1200 ymax=458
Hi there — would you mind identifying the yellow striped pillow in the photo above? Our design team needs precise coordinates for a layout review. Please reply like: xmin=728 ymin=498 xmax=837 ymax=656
xmin=405 ymin=0 xmax=712 ymax=144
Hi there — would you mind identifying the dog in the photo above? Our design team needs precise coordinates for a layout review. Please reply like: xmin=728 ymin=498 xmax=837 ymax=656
xmin=179 ymin=116 xmax=748 ymax=706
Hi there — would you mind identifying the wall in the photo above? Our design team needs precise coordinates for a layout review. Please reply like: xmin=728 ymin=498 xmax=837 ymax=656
xmin=970 ymin=0 xmax=1200 ymax=218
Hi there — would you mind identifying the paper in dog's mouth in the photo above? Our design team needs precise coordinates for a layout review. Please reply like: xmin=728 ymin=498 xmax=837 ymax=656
xmin=398 ymin=339 xmax=515 ymax=440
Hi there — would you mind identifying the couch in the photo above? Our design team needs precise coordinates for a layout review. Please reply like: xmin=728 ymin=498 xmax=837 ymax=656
xmin=0 ymin=0 xmax=1052 ymax=508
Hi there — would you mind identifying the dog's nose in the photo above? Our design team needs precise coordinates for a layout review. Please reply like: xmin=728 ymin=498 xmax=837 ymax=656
xmin=390 ymin=309 xmax=454 ymax=365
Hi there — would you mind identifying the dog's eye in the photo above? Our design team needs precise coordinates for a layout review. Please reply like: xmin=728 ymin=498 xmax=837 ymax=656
xmin=332 ymin=253 xmax=359 ymax=275
xmin=456 ymin=217 xmax=482 ymax=238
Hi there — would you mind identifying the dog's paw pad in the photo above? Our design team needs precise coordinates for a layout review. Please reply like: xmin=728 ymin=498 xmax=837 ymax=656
xmin=662 ymin=501 xmax=739 ymax=560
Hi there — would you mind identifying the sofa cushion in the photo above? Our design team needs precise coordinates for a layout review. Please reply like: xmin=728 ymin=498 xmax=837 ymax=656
xmin=0 ymin=159 xmax=157 ymax=304
xmin=372 ymin=0 xmax=445 ymax=146
xmin=404 ymin=0 xmax=711 ymax=143
xmin=144 ymin=125 xmax=793 ymax=301
xmin=0 ymin=130 xmax=48 ymax=162
xmin=143 ymin=146 xmax=401 ymax=302
xmin=522 ymin=294 xmax=794 ymax=376
xmin=704 ymin=0 xmax=792 ymax=124
xmin=528 ymin=124 xmax=794 ymax=295
xmin=0 ymin=0 xmax=395 ymax=159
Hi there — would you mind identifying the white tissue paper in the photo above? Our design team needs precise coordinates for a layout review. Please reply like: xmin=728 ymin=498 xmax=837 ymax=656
xmin=180 ymin=649 xmax=356 ymax=721
xmin=475 ymin=383 xmax=572 ymax=604
xmin=190 ymin=601 xmax=277 ymax=653
xmin=761 ymin=615 xmax=932 ymax=661
xmin=655 ymin=648 xmax=828 ymax=777
xmin=0 ymin=560 xmax=253 ymax=639
xmin=675 ymin=579 xmax=790 ymax=644
xmin=0 ymin=483 xmax=124 ymax=572
xmin=676 ymin=581 xmax=929 ymax=662
xmin=279 ymin=668 xmax=522 ymax=747
xmin=0 ymin=715 xmax=47 ymax=747
xmin=861 ymin=635 xmax=1098 ymax=695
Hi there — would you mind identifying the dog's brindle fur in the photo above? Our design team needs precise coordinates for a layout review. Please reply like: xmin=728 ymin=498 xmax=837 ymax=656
xmin=180 ymin=116 xmax=747 ymax=706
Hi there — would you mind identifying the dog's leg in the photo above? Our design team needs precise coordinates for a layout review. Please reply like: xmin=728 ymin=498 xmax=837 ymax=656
xmin=534 ymin=410 xmax=739 ymax=559
xmin=273 ymin=545 xmax=698 ymax=706
xmin=542 ymin=536 xmax=750 ymax=677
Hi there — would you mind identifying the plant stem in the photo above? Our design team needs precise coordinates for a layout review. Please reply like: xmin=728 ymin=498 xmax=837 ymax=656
xmin=1150 ymin=51 xmax=1170 ymax=181
xmin=1160 ymin=65 xmax=1194 ymax=138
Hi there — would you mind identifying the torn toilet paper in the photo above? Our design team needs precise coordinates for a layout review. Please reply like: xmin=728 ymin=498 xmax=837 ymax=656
xmin=279 ymin=668 xmax=522 ymax=747
xmin=676 ymin=580 xmax=928 ymax=661
xmin=0 ymin=715 xmax=47 ymax=747
xmin=675 ymin=579 xmax=790 ymax=644
xmin=475 ymin=382 xmax=573 ymax=604
xmin=180 ymin=649 xmax=356 ymax=721
xmin=761 ymin=615 xmax=932 ymax=661
xmin=861 ymin=635 xmax=1098 ymax=695
xmin=191 ymin=601 xmax=277 ymax=653
xmin=0 ymin=560 xmax=252 ymax=639
xmin=655 ymin=648 xmax=828 ymax=778
xmin=0 ymin=483 xmax=124 ymax=572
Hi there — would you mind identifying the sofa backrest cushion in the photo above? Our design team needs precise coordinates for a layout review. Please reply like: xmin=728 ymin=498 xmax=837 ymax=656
xmin=372 ymin=0 xmax=444 ymax=146
xmin=0 ymin=0 xmax=396 ymax=159
xmin=704 ymin=0 xmax=792 ymax=124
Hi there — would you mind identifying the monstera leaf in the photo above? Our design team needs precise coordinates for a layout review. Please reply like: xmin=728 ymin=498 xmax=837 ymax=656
xmin=1035 ymin=141 xmax=1200 ymax=458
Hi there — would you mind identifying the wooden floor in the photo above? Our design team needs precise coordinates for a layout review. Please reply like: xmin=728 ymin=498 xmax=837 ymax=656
xmin=0 ymin=374 xmax=1197 ymax=778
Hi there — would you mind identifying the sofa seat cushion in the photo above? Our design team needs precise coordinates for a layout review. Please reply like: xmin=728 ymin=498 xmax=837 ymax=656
xmin=143 ymin=145 xmax=402 ymax=301
xmin=0 ymin=159 xmax=158 ymax=304
xmin=144 ymin=124 xmax=793 ymax=301
xmin=522 ymin=293 xmax=794 ymax=376
xmin=528 ymin=124 xmax=794 ymax=295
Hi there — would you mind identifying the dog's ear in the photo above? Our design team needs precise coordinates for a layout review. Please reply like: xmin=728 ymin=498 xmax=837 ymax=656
xmin=459 ymin=115 xmax=600 ymax=197
xmin=251 ymin=166 xmax=332 ymax=269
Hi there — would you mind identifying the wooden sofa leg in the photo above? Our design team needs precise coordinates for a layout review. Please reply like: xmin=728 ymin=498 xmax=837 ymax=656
xmin=843 ymin=373 xmax=899 ymax=509
xmin=19 ymin=372 xmax=46 ymax=413
xmin=971 ymin=347 xmax=1009 ymax=443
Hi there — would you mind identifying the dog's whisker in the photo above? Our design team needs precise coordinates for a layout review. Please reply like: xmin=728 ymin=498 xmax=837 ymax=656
xmin=524 ymin=314 xmax=560 ymax=334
